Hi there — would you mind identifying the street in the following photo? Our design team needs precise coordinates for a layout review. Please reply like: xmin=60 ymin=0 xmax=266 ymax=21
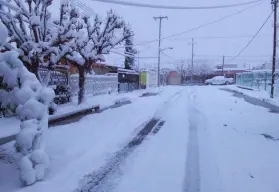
xmin=77 ymin=86 xmax=279 ymax=192
xmin=1 ymin=86 xmax=279 ymax=192
xmin=1 ymin=0 xmax=278 ymax=191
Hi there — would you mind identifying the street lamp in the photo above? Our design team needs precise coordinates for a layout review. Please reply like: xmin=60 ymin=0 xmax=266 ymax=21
xmin=158 ymin=47 xmax=173 ymax=87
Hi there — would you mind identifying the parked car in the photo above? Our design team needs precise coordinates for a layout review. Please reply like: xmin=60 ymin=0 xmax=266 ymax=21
xmin=205 ymin=76 xmax=234 ymax=85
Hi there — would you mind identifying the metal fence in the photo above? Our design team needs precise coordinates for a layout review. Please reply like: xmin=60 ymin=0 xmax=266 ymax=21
xmin=69 ymin=74 xmax=118 ymax=96
xmin=119 ymin=83 xmax=139 ymax=93
xmin=236 ymin=71 xmax=279 ymax=97
xmin=39 ymin=68 xmax=71 ymax=105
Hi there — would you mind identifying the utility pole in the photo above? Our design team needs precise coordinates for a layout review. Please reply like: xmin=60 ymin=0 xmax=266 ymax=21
xmin=154 ymin=16 xmax=168 ymax=87
xmin=137 ymin=51 xmax=140 ymax=71
xmin=222 ymin=55 xmax=225 ymax=76
xmin=271 ymin=0 xmax=277 ymax=98
xmin=191 ymin=38 xmax=195 ymax=84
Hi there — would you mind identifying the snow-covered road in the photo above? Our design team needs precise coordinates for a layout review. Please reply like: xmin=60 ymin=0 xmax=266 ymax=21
xmin=1 ymin=86 xmax=279 ymax=192
xmin=88 ymin=86 xmax=279 ymax=192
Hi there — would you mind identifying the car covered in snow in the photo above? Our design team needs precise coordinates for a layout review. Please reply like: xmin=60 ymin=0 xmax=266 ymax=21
xmin=205 ymin=76 xmax=234 ymax=85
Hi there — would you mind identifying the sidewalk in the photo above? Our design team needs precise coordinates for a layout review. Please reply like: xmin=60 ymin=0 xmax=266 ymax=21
xmin=0 ymin=88 xmax=160 ymax=140
xmin=225 ymin=85 xmax=279 ymax=107
xmin=0 ymin=86 xmax=177 ymax=192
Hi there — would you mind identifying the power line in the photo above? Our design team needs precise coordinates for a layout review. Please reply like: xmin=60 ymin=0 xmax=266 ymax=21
xmin=76 ymin=0 xmax=96 ymax=16
xmin=168 ymin=34 xmax=272 ymax=41
xmin=231 ymin=11 xmax=273 ymax=61
xmin=90 ymin=0 xmax=264 ymax=10
xmin=110 ymin=50 xmax=158 ymax=59
xmin=161 ymin=51 xmax=176 ymax=61
xmin=114 ymin=1 xmax=265 ymax=49
xmin=195 ymin=54 xmax=272 ymax=58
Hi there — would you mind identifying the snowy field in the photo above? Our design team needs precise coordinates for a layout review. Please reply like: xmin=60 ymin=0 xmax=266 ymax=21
xmin=1 ymin=86 xmax=279 ymax=192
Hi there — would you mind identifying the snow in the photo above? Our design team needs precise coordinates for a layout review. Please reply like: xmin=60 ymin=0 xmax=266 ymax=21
xmin=193 ymin=86 xmax=279 ymax=192
xmin=0 ymin=29 xmax=54 ymax=185
xmin=15 ymin=120 xmax=39 ymax=155
xmin=0 ymin=90 xmax=155 ymax=139
xmin=19 ymin=157 xmax=37 ymax=186
xmin=113 ymin=89 xmax=189 ymax=192
xmin=0 ymin=117 xmax=20 ymax=138
xmin=1 ymin=86 xmax=279 ymax=191
xmin=16 ymin=99 xmax=46 ymax=121
xmin=0 ymin=86 xmax=180 ymax=192
xmin=0 ymin=22 xmax=8 ymax=46
xmin=226 ymin=85 xmax=279 ymax=107
xmin=30 ymin=16 xmax=40 ymax=26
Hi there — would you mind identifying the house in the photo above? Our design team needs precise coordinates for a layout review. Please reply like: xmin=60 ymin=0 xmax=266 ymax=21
xmin=68 ymin=62 xmax=118 ymax=75
xmin=140 ymin=70 xmax=158 ymax=88
xmin=167 ymin=71 xmax=181 ymax=85
xmin=213 ymin=64 xmax=249 ymax=79
xmin=118 ymin=68 xmax=140 ymax=92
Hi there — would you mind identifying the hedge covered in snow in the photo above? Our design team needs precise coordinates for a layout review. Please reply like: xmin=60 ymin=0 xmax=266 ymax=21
xmin=0 ymin=22 xmax=54 ymax=186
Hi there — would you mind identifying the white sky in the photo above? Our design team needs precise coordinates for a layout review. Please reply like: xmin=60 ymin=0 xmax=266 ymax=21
xmin=51 ymin=0 xmax=273 ymax=69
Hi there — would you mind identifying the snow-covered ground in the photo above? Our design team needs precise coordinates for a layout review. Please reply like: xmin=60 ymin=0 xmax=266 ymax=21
xmin=0 ymin=86 xmax=181 ymax=192
xmin=227 ymin=85 xmax=279 ymax=107
xmin=0 ymin=88 xmax=159 ymax=139
xmin=95 ymin=86 xmax=279 ymax=192
xmin=1 ymin=86 xmax=279 ymax=192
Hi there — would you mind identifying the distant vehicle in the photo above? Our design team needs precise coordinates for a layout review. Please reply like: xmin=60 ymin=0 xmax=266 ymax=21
xmin=205 ymin=76 xmax=234 ymax=85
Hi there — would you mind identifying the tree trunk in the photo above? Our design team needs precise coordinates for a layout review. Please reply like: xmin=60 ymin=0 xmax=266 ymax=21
xmin=77 ymin=66 xmax=85 ymax=104
xmin=26 ymin=61 xmax=40 ymax=82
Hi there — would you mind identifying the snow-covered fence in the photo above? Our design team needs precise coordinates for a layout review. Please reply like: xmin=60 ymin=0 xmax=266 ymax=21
xmin=69 ymin=74 xmax=118 ymax=96
xmin=119 ymin=83 xmax=139 ymax=93
xmin=236 ymin=71 xmax=279 ymax=97
xmin=39 ymin=68 xmax=70 ymax=105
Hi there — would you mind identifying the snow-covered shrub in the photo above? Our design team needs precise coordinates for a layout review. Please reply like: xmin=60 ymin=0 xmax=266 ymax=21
xmin=0 ymin=22 xmax=54 ymax=186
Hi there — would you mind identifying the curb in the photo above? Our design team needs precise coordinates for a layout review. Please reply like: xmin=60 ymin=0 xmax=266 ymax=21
xmin=49 ymin=105 xmax=100 ymax=126
xmin=0 ymin=101 xmax=131 ymax=146
xmin=237 ymin=85 xmax=255 ymax=91
xmin=221 ymin=88 xmax=279 ymax=112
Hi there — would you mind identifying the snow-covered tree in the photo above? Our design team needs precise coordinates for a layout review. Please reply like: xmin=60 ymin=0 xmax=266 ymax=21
xmin=0 ymin=0 xmax=81 ymax=82
xmin=160 ymin=67 xmax=171 ymax=85
xmin=124 ymin=29 xmax=137 ymax=69
xmin=175 ymin=59 xmax=189 ymax=82
xmin=0 ymin=0 xmax=132 ymax=104
xmin=192 ymin=59 xmax=213 ymax=76
xmin=0 ymin=22 xmax=54 ymax=186
xmin=68 ymin=10 xmax=132 ymax=104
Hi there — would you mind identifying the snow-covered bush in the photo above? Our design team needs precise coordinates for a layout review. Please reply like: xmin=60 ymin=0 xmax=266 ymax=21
xmin=0 ymin=22 xmax=54 ymax=186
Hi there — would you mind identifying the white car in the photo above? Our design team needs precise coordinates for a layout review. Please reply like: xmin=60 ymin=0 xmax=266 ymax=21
xmin=205 ymin=76 xmax=234 ymax=85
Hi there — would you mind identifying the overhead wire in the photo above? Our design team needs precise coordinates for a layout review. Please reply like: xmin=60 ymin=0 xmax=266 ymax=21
xmin=230 ymin=11 xmax=273 ymax=61
xmin=76 ymin=0 xmax=96 ymax=16
xmin=110 ymin=50 xmax=158 ymax=58
xmin=161 ymin=51 xmax=176 ymax=61
xmin=168 ymin=34 xmax=272 ymax=41
xmin=90 ymin=0 xmax=264 ymax=10
xmin=114 ymin=0 xmax=265 ymax=49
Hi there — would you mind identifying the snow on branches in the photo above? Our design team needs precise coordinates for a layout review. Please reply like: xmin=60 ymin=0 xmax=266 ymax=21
xmin=124 ymin=29 xmax=137 ymax=69
xmin=0 ymin=22 xmax=54 ymax=186
xmin=0 ymin=0 xmax=81 ymax=81
xmin=68 ymin=9 xmax=133 ymax=104
xmin=1 ymin=0 xmax=132 ymax=104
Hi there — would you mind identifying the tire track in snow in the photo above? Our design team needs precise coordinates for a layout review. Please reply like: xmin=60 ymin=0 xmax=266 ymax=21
xmin=75 ymin=90 xmax=184 ymax=192
xmin=183 ymin=87 xmax=224 ymax=192
xmin=183 ymin=88 xmax=201 ymax=192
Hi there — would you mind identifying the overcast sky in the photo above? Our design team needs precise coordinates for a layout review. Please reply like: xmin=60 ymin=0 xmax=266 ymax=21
xmin=51 ymin=0 xmax=272 ymax=69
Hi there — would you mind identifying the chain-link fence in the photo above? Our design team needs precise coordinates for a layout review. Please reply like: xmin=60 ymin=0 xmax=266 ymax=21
xmin=118 ymin=83 xmax=139 ymax=93
xmin=69 ymin=74 xmax=118 ymax=97
xmin=39 ymin=67 xmax=70 ymax=105
xmin=236 ymin=71 xmax=279 ymax=97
